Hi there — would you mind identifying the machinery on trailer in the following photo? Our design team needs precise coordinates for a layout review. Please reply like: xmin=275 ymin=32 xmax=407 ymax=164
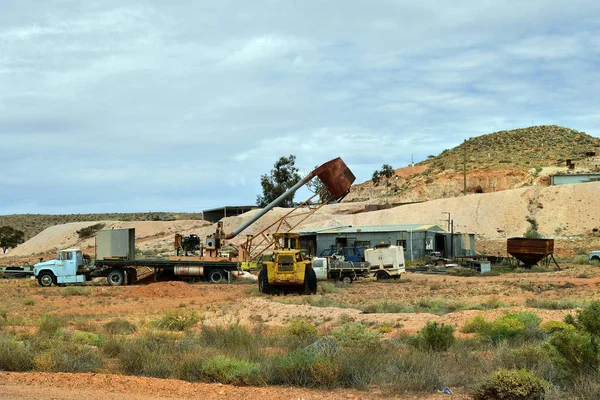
xmin=33 ymin=157 xmax=356 ymax=289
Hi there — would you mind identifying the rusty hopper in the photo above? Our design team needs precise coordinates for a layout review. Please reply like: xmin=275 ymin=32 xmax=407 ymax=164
xmin=507 ymin=238 xmax=555 ymax=267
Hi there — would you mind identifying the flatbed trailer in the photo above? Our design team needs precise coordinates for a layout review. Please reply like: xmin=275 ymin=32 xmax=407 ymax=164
xmin=92 ymin=258 xmax=239 ymax=285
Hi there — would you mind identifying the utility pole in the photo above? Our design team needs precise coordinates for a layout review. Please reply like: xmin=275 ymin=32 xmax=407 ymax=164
xmin=463 ymin=139 xmax=467 ymax=195
xmin=450 ymin=219 xmax=454 ymax=259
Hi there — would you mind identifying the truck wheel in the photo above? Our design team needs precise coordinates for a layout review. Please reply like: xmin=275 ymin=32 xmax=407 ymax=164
xmin=107 ymin=270 xmax=125 ymax=286
xmin=305 ymin=268 xmax=317 ymax=294
xmin=208 ymin=269 xmax=225 ymax=283
xmin=38 ymin=271 xmax=56 ymax=287
xmin=592 ymin=256 xmax=600 ymax=262
xmin=376 ymin=271 xmax=390 ymax=281
xmin=258 ymin=269 xmax=272 ymax=294
xmin=340 ymin=275 xmax=353 ymax=284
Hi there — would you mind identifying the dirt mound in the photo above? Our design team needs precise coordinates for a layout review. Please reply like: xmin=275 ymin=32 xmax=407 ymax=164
xmin=122 ymin=281 xmax=201 ymax=299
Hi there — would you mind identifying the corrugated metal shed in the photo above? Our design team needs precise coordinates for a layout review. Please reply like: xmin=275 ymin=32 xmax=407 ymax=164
xmin=293 ymin=224 xmax=474 ymax=261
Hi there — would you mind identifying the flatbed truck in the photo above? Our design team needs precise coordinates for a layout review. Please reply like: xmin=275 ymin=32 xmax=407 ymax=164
xmin=33 ymin=229 xmax=240 ymax=287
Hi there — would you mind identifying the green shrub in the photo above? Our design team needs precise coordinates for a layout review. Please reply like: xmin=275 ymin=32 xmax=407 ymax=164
xmin=318 ymin=282 xmax=340 ymax=294
xmin=153 ymin=309 xmax=199 ymax=331
xmin=472 ymin=368 xmax=547 ymax=400
xmin=332 ymin=323 xmax=382 ymax=348
xmin=199 ymin=324 xmax=259 ymax=352
xmin=104 ymin=319 xmax=137 ymax=335
xmin=37 ymin=315 xmax=68 ymax=338
xmin=362 ymin=300 xmax=407 ymax=313
xmin=496 ymin=343 xmax=547 ymax=368
xmin=34 ymin=342 xmax=102 ymax=373
xmin=0 ymin=334 xmax=34 ymax=371
xmin=549 ymin=329 xmax=598 ymax=376
xmin=267 ymin=349 xmax=319 ymax=387
xmin=573 ymin=254 xmax=590 ymax=264
xmin=200 ymin=356 xmax=262 ymax=385
xmin=278 ymin=320 xmax=319 ymax=340
xmin=71 ymin=331 xmax=102 ymax=347
xmin=23 ymin=298 xmax=35 ymax=306
xmin=576 ymin=301 xmax=600 ymax=338
xmin=484 ymin=312 xmax=542 ymax=343
xmin=526 ymin=298 xmax=583 ymax=310
xmin=335 ymin=347 xmax=386 ymax=389
xmin=540 ymin=320 xmax=576 ymax=334
xmin=416 ymin=321 xmax=455 ymax=351
xmin=101 ymin=336 xmax=126 ymax=357
xmin=461 ymin=316 xmax=488 ymax=333
xmin=384 ymin=349 xmax=443 ymax=392
xmin=62 ymin=286 xmax=91 ymax=296
xmin=117 ymin=332 xmax=180 ymax=378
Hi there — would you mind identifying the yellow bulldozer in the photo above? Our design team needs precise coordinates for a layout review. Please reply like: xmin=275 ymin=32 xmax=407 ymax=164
xmin=257 ymin=232 xmax=317 ymax=295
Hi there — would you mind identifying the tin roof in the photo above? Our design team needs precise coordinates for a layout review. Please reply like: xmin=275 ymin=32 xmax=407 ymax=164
xmin=293 ymin=224 xmax=445 ymax=235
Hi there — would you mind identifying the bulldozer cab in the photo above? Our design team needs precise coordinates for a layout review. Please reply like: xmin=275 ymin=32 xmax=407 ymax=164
xmin=273 ymin=232 xmax=301 ymax=251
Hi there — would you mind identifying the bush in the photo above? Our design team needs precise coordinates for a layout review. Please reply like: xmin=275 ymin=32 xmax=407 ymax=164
xmin=573 ymin=254 xmax=590 ymax=264
xmin=526 ymin=298 xmax=583 ymax=310
xmin=278 ymin=320 xmax=319 ymax=341
xmin=549 ymin=329 xmax=598 ymax=376
xmin=576 ymin=301 xmax=600 ymax=338
xmin=416 ymin=322 xmax=455 ymax=351
xmin=62 ymin=287 xmax=91 ymax=296
xmin=332 ymin=323 xmax=382 ymax=348
xmin=384 ymin=349 xmax=443 ymax=392
xmin=472 ymin=368 xmax=547 ymax=400
xmin=34 ymin=342 xmax=102 ymax=373
xmin=76 ymin=223 xmax=106 ymax=239
xmin=267 ymin=349 xmax=321 ymax=387
xmin=38 ymin=315 xmax=68 ymax=338
xmin=154 ymin=309 xmax=199 ymax=331
xmin=199 ymin=356 xmax=262 ymax=385
xmin=540 ymin=320 xmax=576 ymax=334
xmin=104 ymin=319 xmax=137 ymax=335
xmin=462 ymin=316 xmax=488 ymax=334
xmin=318 ymin=282 xmax=340 ymax=294
xmin=117 ymin=332 xmax=181 ymax=378
xmin=484 ymin=312 xmax=542 ymax=343
xmin=71 ymin=331 xmax=102 ymax=347
xmin=0 ymin=334 xmax=34 ymax=371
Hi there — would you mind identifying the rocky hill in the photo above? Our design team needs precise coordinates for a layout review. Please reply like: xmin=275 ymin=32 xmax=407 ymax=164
xmin=346 ymin=125 xmax=600 ymax=204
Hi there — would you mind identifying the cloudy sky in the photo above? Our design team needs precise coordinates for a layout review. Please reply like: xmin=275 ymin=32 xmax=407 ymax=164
xmin=2 ymin=1 xmax=599 ymax=214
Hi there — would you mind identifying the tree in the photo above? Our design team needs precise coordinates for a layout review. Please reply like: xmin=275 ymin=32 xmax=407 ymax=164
xmin=0 ymin=226 xmax=25 ymax=253
xmin=256 ymin=155 xmax=302 ymax=208
xmin=371 ymin=164 xmax=396 ymax=187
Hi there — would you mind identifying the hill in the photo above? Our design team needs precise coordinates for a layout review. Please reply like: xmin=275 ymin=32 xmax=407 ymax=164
xmin=0 ymin=212 xmax=204 ymax=242
xmin=346 ymin=125 xmax=600 ymax=204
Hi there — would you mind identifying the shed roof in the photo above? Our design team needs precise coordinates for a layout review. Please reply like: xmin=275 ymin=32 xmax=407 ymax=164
xmin=293 ymin=224 xmax=445 ymax=235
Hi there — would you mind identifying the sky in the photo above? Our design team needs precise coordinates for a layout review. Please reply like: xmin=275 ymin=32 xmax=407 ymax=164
xmin=2 ymin=0 xmax=600 ymax=214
